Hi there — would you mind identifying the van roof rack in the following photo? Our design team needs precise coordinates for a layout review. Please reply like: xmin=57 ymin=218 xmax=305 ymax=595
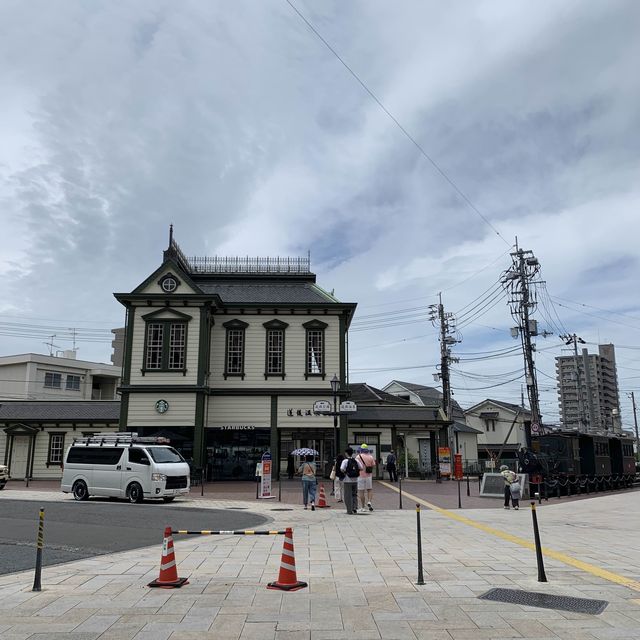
xmin=72 ymin=432 xmax=171 ymax=447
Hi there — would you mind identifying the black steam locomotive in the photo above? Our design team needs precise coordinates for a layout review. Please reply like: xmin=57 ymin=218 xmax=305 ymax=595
xmin=518 ymin=430 xmax=636 ymax=496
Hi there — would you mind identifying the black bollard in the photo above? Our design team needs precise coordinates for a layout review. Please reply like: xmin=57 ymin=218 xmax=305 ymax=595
xmin=399 ymin=474 xmax=403 ymax=510
xmin=536 ymin=491 xmax=541 ymax=505
xmin=278 ymin=474 xmax=282 ymax=502
xmin=466 ymin=473 xmax=470 ymax=497
xmin=530 ymin=501 xmax=548 ymax=582
xmin=256 ymin=475 xmax=260 ymax=499
xmin=478 ymin=474 xmax=482 ymax=491
xmin=457 ymin=477 xmax=462 ymax=509
xmin=416 ymin=504 xmax=425 ymax=585
xmin=32 ymin=507 xmax=45 ymax=592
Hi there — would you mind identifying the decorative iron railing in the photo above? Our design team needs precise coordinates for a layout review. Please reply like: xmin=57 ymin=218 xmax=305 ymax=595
xmin=185 ymin=255 xmax=311 ymax=274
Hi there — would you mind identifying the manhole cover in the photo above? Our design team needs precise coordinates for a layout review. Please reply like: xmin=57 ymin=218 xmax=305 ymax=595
xmin=270 ymin=508 xmax=294 ymax=511
xmin=226 ymin=507 xmax=248 ymax=510
xmin=479 ymin=588 xmax=607 ymax=615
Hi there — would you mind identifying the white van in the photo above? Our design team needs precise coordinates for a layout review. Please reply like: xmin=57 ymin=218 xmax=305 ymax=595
xmin=61 ymin=433 xmax=191 ymax=503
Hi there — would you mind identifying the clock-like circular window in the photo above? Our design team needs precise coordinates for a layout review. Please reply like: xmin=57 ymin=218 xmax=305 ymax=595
xmin=161 ymin=277 xmax=177 ymax=293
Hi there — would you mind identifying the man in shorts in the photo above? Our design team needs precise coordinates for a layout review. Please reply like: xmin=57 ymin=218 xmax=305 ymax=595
xmin=357 ymin=443 xmax=376 ymax=512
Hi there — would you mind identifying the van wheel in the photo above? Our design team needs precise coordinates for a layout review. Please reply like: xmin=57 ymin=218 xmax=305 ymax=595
xmin=162 ymin=497 xmax=175 ymax=503
xmin=72 ymin=480 xmax=89 ymax=501
xmin=127 ymin=482 xmax=144 ymax=504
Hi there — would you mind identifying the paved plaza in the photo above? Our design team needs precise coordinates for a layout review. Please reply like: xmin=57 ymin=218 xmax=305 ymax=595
xmin=1 ymin=485 xmax=640 ymax=639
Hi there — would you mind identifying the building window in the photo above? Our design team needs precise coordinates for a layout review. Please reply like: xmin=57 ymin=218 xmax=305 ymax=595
xmin=141 ymin=308 xmax=192 ymax=374
xmin=47 ymin=433 xmax=65 ymax=466
xmin=66 ymin=375 xmax=81 ymax=391
xmin=223 ymin=319 xmax=249 ymax=379
xmin=303 ymin=320 xmax=327 ymax=379
xmin=263 ymin=319 xmax=289 ymax=379
xmin=145 ymin=323 xmax=164 ymax=369
xmin=44 ymin=372 xmax=62 ymax=389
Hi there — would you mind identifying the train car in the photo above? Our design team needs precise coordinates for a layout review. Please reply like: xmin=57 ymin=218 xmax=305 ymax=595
xmin=590 ymin=435 xmax=612 ymax=476
xmin=531 ymin=432 xmax=581 ymax=476
xmin=609 ymin=434 xmax=635 ymax=476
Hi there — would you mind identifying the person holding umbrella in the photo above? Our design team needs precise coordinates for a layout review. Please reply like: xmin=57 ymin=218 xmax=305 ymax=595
xmin=291 ymin=448 xmax=319 ymax=511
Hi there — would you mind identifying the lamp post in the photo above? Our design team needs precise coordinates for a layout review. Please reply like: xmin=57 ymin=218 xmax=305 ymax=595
xmin=330 ymin=374 xmax=340 ymax=461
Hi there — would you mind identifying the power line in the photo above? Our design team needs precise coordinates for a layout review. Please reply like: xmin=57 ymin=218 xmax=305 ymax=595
xmin=285 ymin=0 xmax=510 ymax=245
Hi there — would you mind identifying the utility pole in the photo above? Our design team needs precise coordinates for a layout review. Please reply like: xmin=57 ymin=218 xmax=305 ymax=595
xmin=630 ymin=392 xmax=639 ymax=460
xmin=560 ymin=333 xmax=587 ymax=431
xmin=429 ymin=294 xmax=459 ymax=479
xmin=502 ymin=240 xmax=544 ymax=437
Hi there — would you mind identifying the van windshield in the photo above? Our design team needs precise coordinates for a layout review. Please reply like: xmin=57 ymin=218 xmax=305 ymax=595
xmin=146 ymin=447 xmax=185 ymax=464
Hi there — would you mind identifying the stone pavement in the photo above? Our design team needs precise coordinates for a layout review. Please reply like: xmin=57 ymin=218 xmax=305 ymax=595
xmin=2 ymin=489 xmax=640 ymax=639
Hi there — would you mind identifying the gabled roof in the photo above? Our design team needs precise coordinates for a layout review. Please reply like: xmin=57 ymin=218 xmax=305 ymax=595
xmin=453 ymin=420 xmax=483 ymax=434
xmin=348 ymin=383 xmax=414 ymax=406
xmin=385 ymin=380 xmax=466 ymax=417
xmin=348 ymin=405 xmax=445 ymax=426
xmin=0 ymin=401 xmax=120 ymax=422
xmin=465 ymin=398 xmax=531 ymax=416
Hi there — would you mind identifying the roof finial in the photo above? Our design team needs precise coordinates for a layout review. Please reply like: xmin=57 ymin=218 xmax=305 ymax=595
xmin=169 ymin=224 xmax=174 ymax=247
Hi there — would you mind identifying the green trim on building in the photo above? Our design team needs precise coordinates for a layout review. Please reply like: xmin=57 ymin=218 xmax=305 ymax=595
xmin=197 ymin=303 xmax=212 ymax=387
xmin=193 ymin=391 xmax=206 ymax=467
xmin=122 ymin=304 xmax=134 ymax=384
xmin=119 ymin=392 xmax=130 ymax=432
xmin=270 ymin=396 xmax=279 ymax=476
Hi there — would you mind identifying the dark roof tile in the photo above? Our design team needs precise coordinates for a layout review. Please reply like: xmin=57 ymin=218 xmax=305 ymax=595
xmin=0 ymin=401 xmax=120 ymax=422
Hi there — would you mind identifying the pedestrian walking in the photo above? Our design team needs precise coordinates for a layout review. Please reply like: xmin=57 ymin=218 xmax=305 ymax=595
xmin=386 ymin=450 xmax=398 ymax=482
xmin=500 ymin=464 xmax=517 ymax=509
xmin=340 ymin=447 xmax=363 ymax=515
xmin=333 ymin=453 xmax=345 ymax=502
xmin=298 ymin=455 xmax=317 ymax=510
xmin=509 ymin=474 xmax=522 ymax=510
xmin=357 ymin=444 xmax=376 ymax=512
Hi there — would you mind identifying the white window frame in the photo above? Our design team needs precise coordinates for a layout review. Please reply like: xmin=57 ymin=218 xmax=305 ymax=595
xmin=44 ymin=372 xmax=62 ymax=389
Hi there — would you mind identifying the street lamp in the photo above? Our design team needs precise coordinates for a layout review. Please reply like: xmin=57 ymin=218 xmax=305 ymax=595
xmin=330 ymin=374 xmax=340 ymax=461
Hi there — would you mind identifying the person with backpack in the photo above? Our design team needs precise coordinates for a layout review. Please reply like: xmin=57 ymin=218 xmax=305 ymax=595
xmin=357 ymin=444 xmax=377 ymax=512
xmin=340 ymin=447 xmax=363 ymax=515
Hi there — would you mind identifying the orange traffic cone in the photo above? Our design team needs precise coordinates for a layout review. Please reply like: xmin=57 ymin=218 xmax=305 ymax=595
xmin=148 ymin=527 xmax=189 ymax=588
xmin=267 ymin=527 xmax=308 ymax=591
xmin=316 ymin=483 xmax=330 ymax=508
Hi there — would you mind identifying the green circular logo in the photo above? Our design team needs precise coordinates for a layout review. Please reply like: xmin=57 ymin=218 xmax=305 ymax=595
xmin=155 ymin=399 xmax=169 ymax=414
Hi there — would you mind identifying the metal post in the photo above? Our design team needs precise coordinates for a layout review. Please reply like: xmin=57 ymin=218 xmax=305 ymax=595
xmin=278 ymin=473 xmax=282 ymax=502
xmin=457 ymin=477 xmax=462 ymax=509
xmin=416 ymin=504 xmax=425 ymax=585
xmin=399 ymin=473 xmax=403 ymax=509
xmin=466 ymin=473 xmax=470 ymax=497
xmin=32 ymin=507 xmax=45 ymax=592
xmin=200 ymin=467 xmax=204 ymax=497
xmin=536 ymin=491 xmax=541 ymax=505
xmin=530 ymin=501 xmax=548 ymax=582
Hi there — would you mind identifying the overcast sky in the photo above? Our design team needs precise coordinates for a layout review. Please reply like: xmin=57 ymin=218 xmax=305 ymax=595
xmin=1 ymin=1 xmax=639 ymax=428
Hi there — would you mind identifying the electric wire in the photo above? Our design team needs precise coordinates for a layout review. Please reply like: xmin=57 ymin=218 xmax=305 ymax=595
xmin=284 ymin=0 xmax=510 ymax=246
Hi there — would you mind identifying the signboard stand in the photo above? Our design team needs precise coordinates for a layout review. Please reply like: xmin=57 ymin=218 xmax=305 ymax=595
xmin=259 ymin=452 xmax=276 ymax=499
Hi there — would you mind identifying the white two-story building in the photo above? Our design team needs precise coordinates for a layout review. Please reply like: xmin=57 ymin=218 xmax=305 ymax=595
xmin=115 ymin=230 xmax=357 ymax=479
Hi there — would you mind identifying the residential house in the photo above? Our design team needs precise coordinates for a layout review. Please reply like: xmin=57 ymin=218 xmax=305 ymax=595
xmin=346 ymin=383 xmax=448 ymax=477
xmin=382 ymin=380 xmax=480 ymax=468
xmin=464 ymin=399 xmax=531 ymax=469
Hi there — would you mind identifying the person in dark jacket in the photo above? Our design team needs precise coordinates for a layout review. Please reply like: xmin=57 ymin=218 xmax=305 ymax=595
xmin=386 ymin=450 xmax=398 ymax=482
xmin=287 ymin=454 xmax=295 ymax=480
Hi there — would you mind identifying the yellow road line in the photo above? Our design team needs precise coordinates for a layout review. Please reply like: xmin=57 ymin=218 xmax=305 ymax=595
xmin=379 ymin=480 xmax=640 ymax=592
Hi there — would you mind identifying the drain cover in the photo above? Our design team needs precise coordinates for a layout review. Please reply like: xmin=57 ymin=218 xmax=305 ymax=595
xmin=270 ymin=508 xmax=294 ymax=511
xmin=479 ymin=588 xmax=607 ymax=615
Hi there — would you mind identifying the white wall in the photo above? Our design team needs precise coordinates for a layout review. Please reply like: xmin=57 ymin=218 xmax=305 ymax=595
xmin=128 ymin=393 xmax=196 ymax=426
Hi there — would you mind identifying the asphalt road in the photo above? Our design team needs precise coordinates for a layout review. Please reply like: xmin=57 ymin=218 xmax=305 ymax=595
xmin=0 ymin=499 xmax=268 ymax=575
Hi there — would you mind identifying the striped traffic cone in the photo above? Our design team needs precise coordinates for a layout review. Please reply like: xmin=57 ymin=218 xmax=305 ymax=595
xmin=267 ymin=527 xmax=307 ymax=591
xmin=316 ymin=483 xmax=330 ymax=508
xmin=148 ymin=527 xmax=189 ymax=588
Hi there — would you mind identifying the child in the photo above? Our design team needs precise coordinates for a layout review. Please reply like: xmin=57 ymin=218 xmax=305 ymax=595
xmin=510 ymin=475 xmax=522 ymax=510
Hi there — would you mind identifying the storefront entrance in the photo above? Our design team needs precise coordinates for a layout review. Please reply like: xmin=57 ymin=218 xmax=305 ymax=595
xmin=205 ymin=428 xmax=271 ymax=480
xmin=279 ymin=429 xmax=335 ymax=479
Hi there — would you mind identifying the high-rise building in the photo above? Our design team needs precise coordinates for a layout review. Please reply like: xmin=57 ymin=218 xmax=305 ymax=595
xmin=555 ymin=343 xmax=621 ymax=433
